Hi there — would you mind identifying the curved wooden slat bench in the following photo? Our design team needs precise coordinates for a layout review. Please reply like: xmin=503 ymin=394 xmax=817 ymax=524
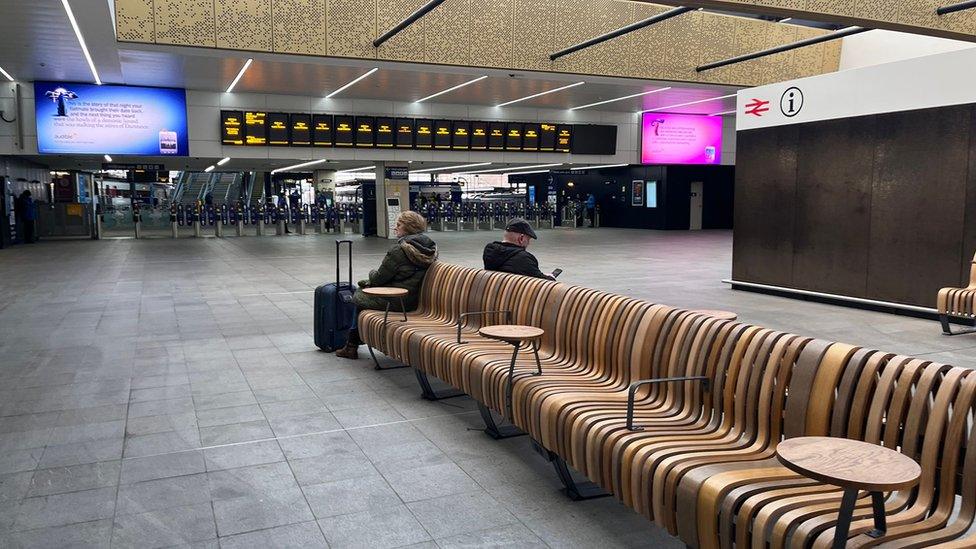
xmin=358 ymin=262 xmax=976 ymax=548
xmin=937 ymin=252 xmax=976 ymax=335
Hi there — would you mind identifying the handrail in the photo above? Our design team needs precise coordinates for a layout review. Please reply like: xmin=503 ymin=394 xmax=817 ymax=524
xmin=627 ymin=376 xmax=709 ymax=431
xmin=456 ymin=310 xmax=513 ymax=343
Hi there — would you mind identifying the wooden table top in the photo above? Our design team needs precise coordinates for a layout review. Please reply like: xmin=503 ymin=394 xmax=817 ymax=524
xmin=478 ymin=324 xmax=545 ymax=342
xmin=691 ymin=309 xmax=738 ymax=321
xmin=362 ymin=287 xmax=409 ymax=297
xmin=777 ymin=436 xmax=921 ymax=491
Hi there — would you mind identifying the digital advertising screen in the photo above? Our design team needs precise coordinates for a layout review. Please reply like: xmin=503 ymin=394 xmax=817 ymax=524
xmin=35 ymin=81 xmax=189 ymax=155
xmin=396 ymin=118 xmax=414 ymax=148
xmin=640 ymin=113 xmax=722 ymax=165
xmin=267 ymin=113 xmax=290 ymax=145
xmin=221 ymin=110 xmax=244 ymax=145
xmin=312 ymin=114 xmax=333 ymax=146
xmin=290 ymin=114 xmax=311 ymax=146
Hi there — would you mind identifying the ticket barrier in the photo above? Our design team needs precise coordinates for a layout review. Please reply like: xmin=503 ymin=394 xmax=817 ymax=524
xmin=477 ymin=204 xmax=492 ymax=231
xmin=133 ymin=203 xmax=143 ymax=239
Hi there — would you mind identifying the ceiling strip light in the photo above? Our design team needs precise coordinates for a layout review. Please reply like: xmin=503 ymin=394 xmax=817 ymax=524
xmin=326 ymin=68 xmax=379 ymax=99
xmin=639 ymin=93 xmax=737 ymax=113
xmin=709 ymin=109 xmax=737 ymax=116
xmin=226 ymin=58 xmax=253 ymax=93
xmin=0 ymin=66 xmax=13 ymax=82
xmin=496 ymin=82 xmax=585 ymax=108
xmin=416 ymin=75 xmax=488 ymax=103
xmin=204 ymin=165 xmax=215 ymax=173
xmin=103 ymin=154 xmax=112 ymax=162
xmin=411 ymin=162 xmax=492 ymax=173
xmin=456 ymin=163 xmax=563 ymax=175
xmin=61 ymin=0 xmax=101 ymax=85
xmin=569 ymin=163 xmax=628 ymax=171
xmin=569 ymin=87 xmax=671 ymax=111
xmin=337 ymin=165 xmax=376 ymax=174
xmin=271 ymin=159 xmax=329 ymax=174
xmin=217 ymin=157 xmax=231 ymax=166
xmin=505 ymin=169 xmax=552 ymax=176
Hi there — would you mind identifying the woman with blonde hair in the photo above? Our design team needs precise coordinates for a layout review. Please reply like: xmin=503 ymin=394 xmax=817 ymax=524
xmin=336 ymin=211 xmax=438 ymax=359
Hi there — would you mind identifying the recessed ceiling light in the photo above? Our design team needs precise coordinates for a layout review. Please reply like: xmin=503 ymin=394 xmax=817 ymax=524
xmin=0 ymin=66 xmax=14 ymax=82
xmin=271 ymin=159 xmax=328 ymax=174
xmin=569 ymin=88 xmax=671 ymax=111
xmin=204 ymin=165 xmax=215 ymax=173
xmin=217 ymin=157 xmax=231 ymax=166
xmin=415 ymin=75 xmax=489 ymax=103
xmin=337 ymin=165 xmax=376 ymax=173
xmin=569 ymin=163 xmax=628 ymax=170
xmin=226 ymin=58 xmax=253 ymax=93
xmin=780 ymin=17 xmax=793 ymax=23
xmin=456 ymin=163 xmax=563 ymax=175
xmin=709 ymin=109 xmax=737 ymax=116
xmin=326 ymin=68 xmax=378 ymax=99
xmin=103 ymin=154 xmax=112 ymax=162
xmin=639 ymin=93 xmax=737 ymax=113
xmin=60 ymin=0 xmax=101 ymax=85
xmin=411 ymin=162 xmax=492 ymax=173
xmin=496 ymin=82 xmax=585 ymax=108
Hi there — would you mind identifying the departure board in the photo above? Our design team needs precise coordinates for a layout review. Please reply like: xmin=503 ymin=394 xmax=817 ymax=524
xmin=470 ymin=121 xmax=487 ymax=150
xmin=334 ymin=115 xmax=354 ymax=146
xmin=523 ymin=123 xmax=540 ymax=151
xmin=556 ymin=125 xmax=572 ymax=152
xmin=505 ymin=123 xmax=523 ymax=151
xmin=244 ymin=111 xmax=267 ymax=145
xmin=395 ymin=118 xmax=414 ymax=148
xmin=290 ymin=114 xmax=311 ymax=146
xmin=433 ymin=120 xmax=452 ymax=149
xmin=267 ymin=113 xmax=290 ymax=146
xmin=221 ymin=110 xmax=244 ymax=145
xmin=415 ymin=119 xmax=433 ymax=149
xmin=375 ymin=117 xmax=394 ymax=148
xmin=355 ymin=116 xmax=374 ymax=147
xmin=488 ymin=122 xmax=505 ymax=150
xmin=452 ymin=121 xmax=469 ymax=150
xmin=539 ymin=123 xmax=557 ymax=151
xmin=312 ymin=114 xmax=333 ymax=146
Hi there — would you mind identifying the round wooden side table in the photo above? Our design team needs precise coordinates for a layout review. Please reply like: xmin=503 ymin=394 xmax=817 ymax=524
xmin=478 ymin=325 xmax=545 ymax=422
xmin=691 ymin=309 xmax=738 ymax=321
xmin=361 ymin=287 xmax=410 ymax=371
xmin=776 ymin=436 xmax=921 ymax=549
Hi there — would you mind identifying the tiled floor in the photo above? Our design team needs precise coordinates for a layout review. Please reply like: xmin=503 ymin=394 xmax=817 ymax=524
xmin=0 ymin=228 xmax=973 ymax=548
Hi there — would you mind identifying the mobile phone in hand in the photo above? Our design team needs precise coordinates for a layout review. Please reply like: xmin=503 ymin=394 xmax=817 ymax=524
xmin=551 ymin=269 xmax=563 ymax=279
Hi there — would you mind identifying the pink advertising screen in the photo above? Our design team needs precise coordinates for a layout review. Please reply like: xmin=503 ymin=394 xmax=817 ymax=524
xmin=640 ymin=113 xmax=722 ymax=165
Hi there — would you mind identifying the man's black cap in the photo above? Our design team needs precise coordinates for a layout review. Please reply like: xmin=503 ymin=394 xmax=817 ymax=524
xmin=505 ymin=218 xmax=537 ymax=239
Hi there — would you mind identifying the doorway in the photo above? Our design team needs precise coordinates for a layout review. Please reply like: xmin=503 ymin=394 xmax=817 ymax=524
xmin=689 ymin=181 xmax=703 ymax=230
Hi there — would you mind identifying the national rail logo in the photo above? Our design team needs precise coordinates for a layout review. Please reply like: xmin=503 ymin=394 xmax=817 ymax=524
xmin=744 ymin=98 xmax=770 ymax=117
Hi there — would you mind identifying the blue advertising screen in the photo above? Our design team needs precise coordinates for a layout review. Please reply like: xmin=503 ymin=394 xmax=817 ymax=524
xmin=34 ymin=81 xmax=189 ymax=156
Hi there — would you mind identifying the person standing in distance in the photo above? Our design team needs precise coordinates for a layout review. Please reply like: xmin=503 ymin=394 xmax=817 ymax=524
xmin=483 ymin=218 xmax=557 ymax=280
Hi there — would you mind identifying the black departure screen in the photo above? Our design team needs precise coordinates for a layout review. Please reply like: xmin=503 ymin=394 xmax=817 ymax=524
xmin=522 ymin=123 xmax=540 ymax=151
xmin=312 ymin=114 xmax=333 ymax=146
xmin=452 ymin=121 xmax=470 ymax=150
xmin=244 ymin=111 xmax=267 ymax=145
xmin=505 ymin=123 xmax=523 ymax=151
xmin=290 ymin=114 xmax=311 ymax=145
xmin=267 ymin=113 xmax=290 ymax=145
xmin=221 ymin=111 xmax=244 ymax=145
xmin=396 ymin=118 xmax=414 ymax=148
xmin=334 ymin=115 xmax=354 ymax=146
xmin=355 ymin=116 xmax=374 ymax=147
xmin=488 ymin=122 xmax=505 ymax=150
xmin=434 ymin=120 xmax=452 ymax=149
xmin=539 ymin=123 xmax=557 ymax=151
xmin=415 ymin=119 xmax=433 ymax=148
xmin=375 ymin=117 xmax=394 ymax=148
xmin=470 ymin=121 xmax=487 ymax=150
xmin=556 ymin=125 xmax=572 ymax=152
xmin=571 ymin=124 xmax=617 ymax=155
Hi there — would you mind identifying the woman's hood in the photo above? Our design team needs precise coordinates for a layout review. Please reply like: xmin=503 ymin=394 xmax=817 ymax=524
xmin=399 ymin=233 xmax=438 ymax=267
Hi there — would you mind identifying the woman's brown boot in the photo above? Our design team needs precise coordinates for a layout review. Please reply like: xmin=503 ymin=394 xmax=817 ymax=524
xmin=335 ymin=342 xmax=359 ymax=359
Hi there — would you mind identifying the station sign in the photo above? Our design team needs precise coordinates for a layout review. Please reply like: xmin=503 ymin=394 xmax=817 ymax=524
xmin=385 ymin=167 xmax=409 ymax=180
xmin=102 ymin=163 xmax=166 ymax=171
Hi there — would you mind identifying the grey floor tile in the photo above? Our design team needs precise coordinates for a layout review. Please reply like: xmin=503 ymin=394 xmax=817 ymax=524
xmin=0 ymin=448 xmax=44 ymax=475
xmin=127 ymin=397 xmax=195 ymax=419
xmin=129 ymin=384 xmax=192 ymax=403
xmin=267 ymin=411 xmax=340 ymax=438
xmin=216 ymin=520 xmax=326 ymax=549
xmin=27 ymin=461 xmax=120 ymax=497
xmin=332 ymin=406 xmax=407 ymax=429
xmin=204 ymin=440 xmax=285 ymax=471
xmin=14 ymin=486 xmax=117 ymax=530
xmin=405 ymin=491 xmax=517 ymax=540
xmin=382 ymin=462 xmax=481 ymax=503
xmin=120 ymin=450 xmax=206 ymax=484
xmin=208 ymin=462 xmax=299 ymax=501
xmin=196 ymin=405 xmax=266 ymax=428
xmin=116 ymin=473 xmax=211 ymax=516
xmin=364 ymin=440 xmax=453 ymax=475
xmin=288 ymin=452 xmax=377 ymax=487
xmin=3 ymin=518 xmax=113 ymax=549
xmin=277 ymin=431 xmax=361 ymax=460
xmin=212 ymin=488 xmax=314 ymax=537
xmin=193 ymin=391 xmax=257 ymax=411
xmin=125 ymin=413 xmax=198 ymax=437
xmin=435 ymin=523 xmax=548 ymax=548
xmin=303 ymin=473 xmax=401 ymax=518
xmin=259 ymin=398 xmax=326 ymax=421
xmin=317 ymin=505 xmax=431 ymax=548
xmin=38 ymin=438 xmax=124 ymax=469
xmin=199 ymin=420 xmax=274 ymax=447
xmin=123 ymin=430 xmax=201 ymax=459
xmin=252 ymin=384 xmax=319 ymax=404
xmin=112 ymin=502 xmax=216 ymax=549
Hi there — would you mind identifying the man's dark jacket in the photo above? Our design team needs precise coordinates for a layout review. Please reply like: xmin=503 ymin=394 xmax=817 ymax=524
xmin=483 ymin=241 xmax=553 ymax=280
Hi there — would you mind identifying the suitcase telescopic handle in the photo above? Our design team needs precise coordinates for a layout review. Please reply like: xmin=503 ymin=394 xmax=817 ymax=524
xmin=336 ymin=239 xmax=353 ymax=285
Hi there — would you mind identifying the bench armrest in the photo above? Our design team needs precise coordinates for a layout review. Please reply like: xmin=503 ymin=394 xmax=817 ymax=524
xmin=626 ymin=376 xmax=709 ymax=431
xmin=456 ymin=310 xmax=513 ymax=343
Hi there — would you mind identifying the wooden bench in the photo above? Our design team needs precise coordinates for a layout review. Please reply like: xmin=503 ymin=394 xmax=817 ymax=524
xmin=359 ymin=262 xmax=976 ymax=548
xmin=938 ymin=252 xmax=976 ymax=335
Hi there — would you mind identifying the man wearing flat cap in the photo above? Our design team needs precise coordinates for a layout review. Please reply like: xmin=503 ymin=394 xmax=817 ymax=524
xmin=482 ymin=218 xmax=556 ymax=280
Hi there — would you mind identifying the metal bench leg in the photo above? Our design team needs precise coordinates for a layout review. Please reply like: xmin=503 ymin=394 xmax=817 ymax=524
xmin=941 ymin=313 xmax=976 ymax=335
xmin=545 ymin=447 xmax=610 ymax=501
xmin=477 ymin=402 xmax=525 ymax=439
xmin=414 ymin=369 xmax=465 ymax=401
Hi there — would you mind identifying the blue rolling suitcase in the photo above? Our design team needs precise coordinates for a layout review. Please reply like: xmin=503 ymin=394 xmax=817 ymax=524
xmin=314 ymin=240 xmax=357 ymax=352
